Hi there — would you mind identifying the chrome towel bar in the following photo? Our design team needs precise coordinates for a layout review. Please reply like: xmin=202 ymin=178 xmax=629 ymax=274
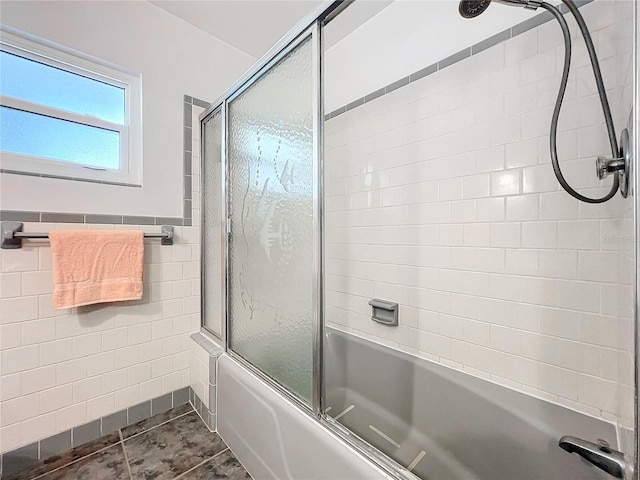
xmin=1 ymin=221 xmax=174 ymax=249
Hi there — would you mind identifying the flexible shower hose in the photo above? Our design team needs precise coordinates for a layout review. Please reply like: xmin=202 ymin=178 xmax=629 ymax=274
xmin=540 ymin=0 xmax=620 ymax=203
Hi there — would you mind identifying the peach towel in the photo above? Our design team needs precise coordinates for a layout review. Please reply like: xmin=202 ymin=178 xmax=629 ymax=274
xmin=49 ymin=230 xmax=144 ymax=309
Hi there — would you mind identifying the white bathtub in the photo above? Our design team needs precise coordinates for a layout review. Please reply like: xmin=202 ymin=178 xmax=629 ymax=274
xmin=217 ymin=354 xmax=393 ymax=480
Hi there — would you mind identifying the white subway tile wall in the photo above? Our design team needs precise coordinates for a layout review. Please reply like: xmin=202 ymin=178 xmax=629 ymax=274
xmin=190 ymin=339 xmax=211 ymax=412
xmin=189 ymin=332 xmax=221 ymax=430
xmin=0 ymin=105 xmax=206 ymax=454
xmin=324 ymin=0 xmax=634 ymax=425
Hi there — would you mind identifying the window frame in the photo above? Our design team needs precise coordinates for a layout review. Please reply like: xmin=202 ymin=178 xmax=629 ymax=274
xmin=0 ymin=30 xmax=142 ymax=186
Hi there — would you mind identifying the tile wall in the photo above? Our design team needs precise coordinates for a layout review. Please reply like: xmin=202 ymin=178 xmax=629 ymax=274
xmin=189 ymin=332 xmax=222 ymax=430
xmin=0 ymin=102 xmax=208 ymax=455
xmin=324 ymin=0 xmax=634 ymax=423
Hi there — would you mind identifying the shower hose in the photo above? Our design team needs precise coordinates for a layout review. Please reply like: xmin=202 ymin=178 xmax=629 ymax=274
xmin=540 ymin=0 xmax=620 ymax=203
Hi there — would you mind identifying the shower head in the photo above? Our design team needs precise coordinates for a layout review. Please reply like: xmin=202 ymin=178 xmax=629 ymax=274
xmin=458 ymin=0 xmax=538 ymax=18
xmin=458 ymin=0 xmax=492 ymax=18
xmin=456 ymin=0 xmax=626 ymax=203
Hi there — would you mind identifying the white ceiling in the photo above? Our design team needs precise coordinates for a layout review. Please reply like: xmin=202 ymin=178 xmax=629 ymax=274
xmin=149 ymin=0 xmax=323 ymax=59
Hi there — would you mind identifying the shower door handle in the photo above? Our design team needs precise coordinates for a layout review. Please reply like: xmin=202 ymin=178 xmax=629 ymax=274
xmin=558 ymin=436 xmax=626 ymax=479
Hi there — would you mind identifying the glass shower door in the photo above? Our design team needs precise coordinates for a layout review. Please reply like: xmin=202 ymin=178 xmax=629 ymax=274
xmin=202 ymin=108 xmax=224 ymax=338
xmin=227 ymin=33 xmax=316 ymax=404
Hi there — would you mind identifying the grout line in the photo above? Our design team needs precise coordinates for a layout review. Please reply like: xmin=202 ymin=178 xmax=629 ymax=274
xmin=190 ymin=398 xmax=214 ymax=431
xmin=27 ymin=408 xmax=193 ymax=480
xmin=123 ymin=408 xmax=195 ymax=443
xmin=25 ymin=408 xmax=193 ymax=480
xmin=173 ymin=448 xmax=229 ymax=479
xmin=29 ymin=441 xmax=120 ymax=480
xmin=222 ymin=443 xmax=254 ymax=479
xmin=119 ymin=430 xmax=134 ymax=480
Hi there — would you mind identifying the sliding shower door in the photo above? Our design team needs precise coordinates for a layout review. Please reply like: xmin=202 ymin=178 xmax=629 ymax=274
xmin=226 ymin=30 xmax=318 ymax=404
xmin=201 ymin=108 xmax=224 ymax=338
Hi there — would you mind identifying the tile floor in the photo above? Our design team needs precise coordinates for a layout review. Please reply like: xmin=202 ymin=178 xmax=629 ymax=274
xmin=4 ymin=404 xmax=252 ymax=480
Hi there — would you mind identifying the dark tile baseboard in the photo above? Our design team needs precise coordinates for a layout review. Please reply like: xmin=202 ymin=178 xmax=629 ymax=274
xmin=1 ymin=403 xmax=246 ymax=480
xmin=0 ymin=387 xmax=190 ymax=478
xmin=190 ymin=386 xmax=216 ymax=432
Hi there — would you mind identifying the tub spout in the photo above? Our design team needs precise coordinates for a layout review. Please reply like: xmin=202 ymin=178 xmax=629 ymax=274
xmin=558 ymin=436 xmax=625 ymax=479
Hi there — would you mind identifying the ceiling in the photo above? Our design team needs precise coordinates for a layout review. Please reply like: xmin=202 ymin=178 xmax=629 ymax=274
xmin=149 ymin=0 xmax=323 ymax=59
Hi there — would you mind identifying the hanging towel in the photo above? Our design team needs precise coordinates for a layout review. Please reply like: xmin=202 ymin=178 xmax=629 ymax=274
xmin=49 ymin=230 xmax=144 ymax=309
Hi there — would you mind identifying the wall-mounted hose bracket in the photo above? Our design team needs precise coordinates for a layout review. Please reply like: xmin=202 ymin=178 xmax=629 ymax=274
xmin=596 ymin=128 xmax=632 ymax=198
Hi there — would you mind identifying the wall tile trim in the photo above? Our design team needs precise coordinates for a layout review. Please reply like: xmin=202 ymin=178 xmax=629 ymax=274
xmin=189 ymin=333 xmax=222 ymax=432
xmin=325 ymin=0 xmax=594 ymax=120
xmin=190 ymin=331 xmax=224 ymax=357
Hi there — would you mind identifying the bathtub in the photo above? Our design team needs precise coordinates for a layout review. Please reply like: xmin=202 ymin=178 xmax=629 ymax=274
xmin=217 ymin=354 xmax=392 ymax=480
xmin=218 ymin=328 xmax=617 ymax=480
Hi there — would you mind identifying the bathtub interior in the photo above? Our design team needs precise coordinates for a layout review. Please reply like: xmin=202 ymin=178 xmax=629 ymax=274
xmin=324 ymin=327 xmax=616 ymax=480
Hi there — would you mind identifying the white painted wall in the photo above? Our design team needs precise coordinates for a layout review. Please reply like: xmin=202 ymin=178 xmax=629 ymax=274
xmin=0 ymin=0 xmax=255 ymax=217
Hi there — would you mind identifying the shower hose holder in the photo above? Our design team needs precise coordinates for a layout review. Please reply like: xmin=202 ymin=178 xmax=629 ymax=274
xmin=596 ymin=127 xmax=632 ymax=198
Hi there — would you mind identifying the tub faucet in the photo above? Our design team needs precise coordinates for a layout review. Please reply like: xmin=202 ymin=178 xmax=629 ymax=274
xmin=558 ymin=436 xmax=625 ymax=479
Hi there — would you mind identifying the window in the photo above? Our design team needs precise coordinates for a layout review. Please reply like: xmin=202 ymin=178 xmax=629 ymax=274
xmin=0 ymin=30 xmax=142 ymax=185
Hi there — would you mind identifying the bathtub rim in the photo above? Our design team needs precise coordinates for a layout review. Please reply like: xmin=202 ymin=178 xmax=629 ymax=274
xmin=225 ymin=349 xmax=420 ymax=480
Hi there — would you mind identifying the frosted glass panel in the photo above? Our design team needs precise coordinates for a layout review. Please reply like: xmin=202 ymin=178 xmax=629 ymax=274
xmin=228 ymin=36 xmax=313 ymax=403
xmin=202 ymin=109 xmax=223 ymax=337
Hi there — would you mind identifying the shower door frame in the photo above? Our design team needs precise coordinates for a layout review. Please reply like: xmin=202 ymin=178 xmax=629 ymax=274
xmin=634 ymin=0 xmax=639 ymax=475
xmin=199 ymin=4 xmax=425 ymax=474
xmin=200 ymin=105 xmax=224 ymax=340
xmin=224 ymin=21 xmax=321 ymax=415
xmin=199 ymin=1 xmax=640 ymax=478
xmin=199 ymin=0 xmax=345 ymax=416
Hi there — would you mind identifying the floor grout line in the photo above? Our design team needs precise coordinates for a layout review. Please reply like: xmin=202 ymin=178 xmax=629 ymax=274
xmin=20 ymin=407 xmax=193 ymax=480
xmin=173 ymin=448 xmax=230 ymax=479
xmin=122 ymin=407 xmax=195 ymax=443
xmin=119 ymin=430 xmax=134 ymax=480
xmin=224 ymin=443 xmax=254 ymax=479
xmin=10 ymin=406 xmax=221 ymax=480
xmin=189 ymin=400 xmax=213 ymax=432
xmin=29 ymin=441 xmax=120 ymax=480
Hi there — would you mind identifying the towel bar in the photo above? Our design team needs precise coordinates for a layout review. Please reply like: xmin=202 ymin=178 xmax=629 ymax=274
xmin=1 ymin=222 xmax=174 ymax=249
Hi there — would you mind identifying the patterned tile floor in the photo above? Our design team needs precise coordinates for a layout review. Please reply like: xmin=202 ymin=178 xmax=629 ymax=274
xmin=4 ymin=404 xmax=252 ymax=480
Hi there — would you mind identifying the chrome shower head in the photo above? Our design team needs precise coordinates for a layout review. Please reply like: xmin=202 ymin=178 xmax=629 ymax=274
xmin=458 ymin=0 xmax=537 ymax=18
